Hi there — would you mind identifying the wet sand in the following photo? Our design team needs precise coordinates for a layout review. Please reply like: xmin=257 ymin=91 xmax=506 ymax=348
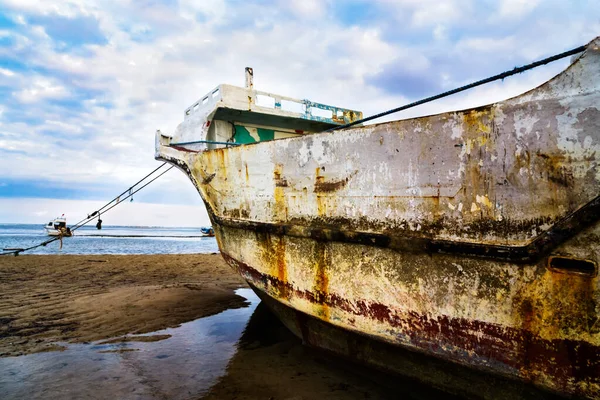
xmin=0 ymin=254 xmax=247 ymax=356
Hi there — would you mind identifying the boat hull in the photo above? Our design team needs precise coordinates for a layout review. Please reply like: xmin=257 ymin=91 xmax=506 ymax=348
xmin=157 ymin=39 xmax=600 ymax=398
xmin=215 ymin=222 xmax=599 ymax=398
xmin=44 ymin=229 xmax=72 ymax=237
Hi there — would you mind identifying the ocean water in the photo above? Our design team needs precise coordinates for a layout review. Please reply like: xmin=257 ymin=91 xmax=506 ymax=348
xmin=0 ymin=224 xmax=219 ymax=255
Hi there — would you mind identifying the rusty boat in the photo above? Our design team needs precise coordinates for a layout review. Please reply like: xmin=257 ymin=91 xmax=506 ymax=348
xmin=156 ymin=39 xmax=600 ymax=398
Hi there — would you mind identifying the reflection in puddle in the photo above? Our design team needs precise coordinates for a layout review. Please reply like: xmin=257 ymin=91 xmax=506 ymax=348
xmin=204 ymin=301 xmax=460 ymax=400
xmin=0 ymin=288 xmax=259 ymax=400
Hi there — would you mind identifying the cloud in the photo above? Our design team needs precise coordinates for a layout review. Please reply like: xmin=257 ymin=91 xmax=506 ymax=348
xmin=367 ymin=68 xmax=442 ymax=99
xmin=0 ymin=0 xmax=92 ymax=18
xmin=286 ymin=0 xmax=329 ymax=18
xmin=456 ymin=36 xmax=517 ymax=53
xmin=43 ymin=119 xmax=83 ymax=134
xmin=365 ymin=47 xmax=438 ymax=98
xmin=13 ymin=76 xmax=69 ymax=103
xmin=27 ymin=13 xmax=107 ymax=48
xmin=410 ymin=1 xmax=465 ymax=28
xmin=498 ymin=0 xmax=541 ymax=18
xmin=0 ymin=67 xmax=15 ymax=77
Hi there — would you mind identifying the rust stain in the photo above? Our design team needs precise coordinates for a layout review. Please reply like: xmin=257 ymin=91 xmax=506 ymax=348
xmin=314 ymin=242 xmax=330 ymax=321
xmin=202 ymin=172 xmax=216 ymax=184
xmin=548 ymin=267 xmax=595 ymax=336
xmin=252 ymin=232 xmax=289 ymax=301
xmin=314 ymin=169 xmax=357 ymax=193
xmin=274 ymin=164 xmax=288 ymax=187
xmin=512 ymin=261 xmax=599 ymax=384
xmin=222 ymin=208 xmax=242 ymax=219
xmin=275 ymin=236 xmax=289 ymax=300
xmin=462 ymin=108 xmax=493 ymax=134
xmin=215 ymin=147 xmax=226 ymax=166
xmin=168 ymin=145 xmax=201 ymax=153
xmin=536 ymin=152 xmax=572 ymax=188
xmin=316 ymin=195 xmax=326 ymax=217
xmin=240 ymin=207 xmax=250 ymax=219
xmin=245 ymin=163 xmax=249 ymax=182
xmin=273 ymin=164 xmax=287 ymax=220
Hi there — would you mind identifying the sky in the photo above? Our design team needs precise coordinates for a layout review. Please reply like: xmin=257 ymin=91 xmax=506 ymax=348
xmin=0 ymin=0 xmax=598 ymax=227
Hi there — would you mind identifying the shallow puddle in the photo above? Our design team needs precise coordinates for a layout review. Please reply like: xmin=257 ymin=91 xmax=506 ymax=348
xmin=0 ymin=289 xmax=259 ymax=400
xmin=0 ymin=288 xmax=448 ymax=400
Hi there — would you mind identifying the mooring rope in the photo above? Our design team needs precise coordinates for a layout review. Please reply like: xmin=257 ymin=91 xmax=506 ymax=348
xmin=69 ymin=162 xmax=169 ymax=231
xmin=68 ymin=165 xmax=174 ymax=234
xmin=326 ymin=44 xmax=587 ymax=132
xmin=1 ymin=164 xmax=174 ymax=256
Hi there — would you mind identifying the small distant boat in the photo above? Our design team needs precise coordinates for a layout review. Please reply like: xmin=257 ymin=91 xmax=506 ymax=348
xmin=44 ymin=215 xmax=72 ymax=237
xmin=200 ymin=226 xmax=215 ymax=237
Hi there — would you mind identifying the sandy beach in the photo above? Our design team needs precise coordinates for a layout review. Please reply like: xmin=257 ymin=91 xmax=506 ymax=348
xmin=0 ymin=254 xmax=247 ymax=357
